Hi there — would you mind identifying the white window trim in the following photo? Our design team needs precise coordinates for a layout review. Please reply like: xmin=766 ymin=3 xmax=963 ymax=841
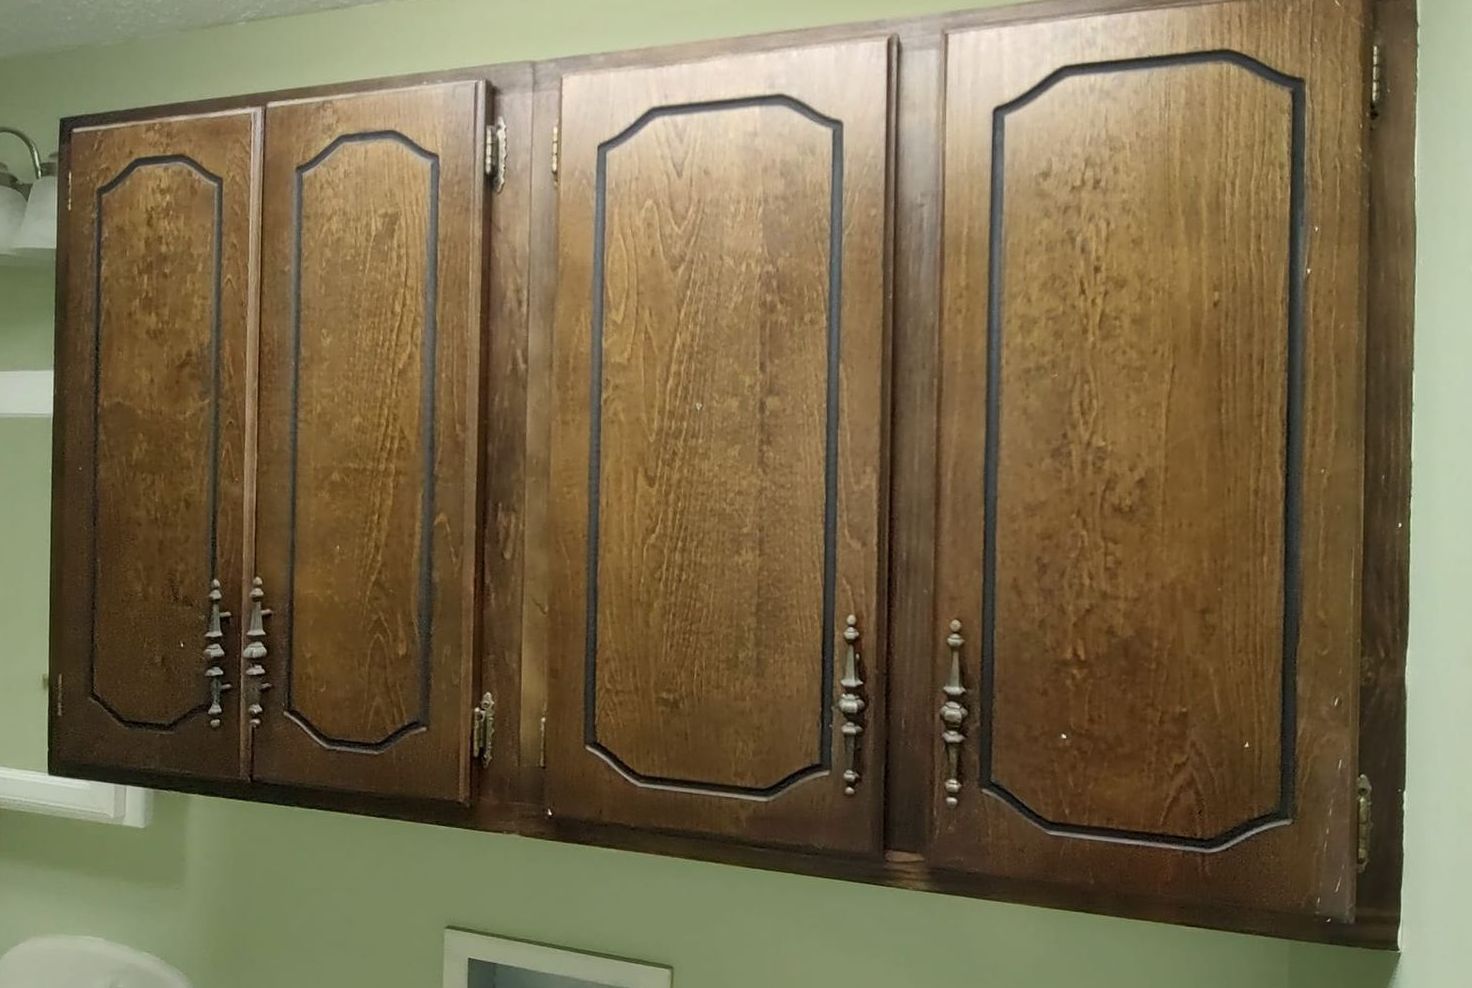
xmin=1 ymin=369 xmax=143 ymax=827
xmin=0 ymin=767 xmax=151 ymax=827
xmin=443 ymin=930 xmax=672 ymax=988
xmin=0 ymin=370 xmax=54 ymax=417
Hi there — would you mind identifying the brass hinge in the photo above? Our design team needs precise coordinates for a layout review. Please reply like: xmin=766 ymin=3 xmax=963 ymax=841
xmin=485 ymin=117 xmax=507 ymax=193
xmin=471 ymin=692 xmax=495 ymax=768
xmin=1370 ymin=43 xmax=1384 ymax=118
xmin=52 ymin=672 xmax=62 ymax=718
xmin=538 ymin=712 xmax=547 ymax=768
xmin=1357 ymin=774 xmax=1373 ymax=873
xmin=550 ymin=124 xmax=560 ymax=181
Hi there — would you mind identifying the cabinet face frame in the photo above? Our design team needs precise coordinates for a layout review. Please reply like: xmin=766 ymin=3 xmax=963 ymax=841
xmin=1353 ymin=0 xmax=1414 ymax=940
xmin=44 ymin=0 xmax=1413 ymax=947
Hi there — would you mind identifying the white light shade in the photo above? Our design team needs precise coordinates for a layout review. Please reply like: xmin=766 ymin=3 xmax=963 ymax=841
xmin=0 ymin=183 xmax=24 ymax=252
xmin=10 ymin=174 xmax=56 ymax=255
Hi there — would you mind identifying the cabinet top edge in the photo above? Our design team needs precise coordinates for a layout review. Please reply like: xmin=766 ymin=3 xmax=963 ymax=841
xmin=57 ymin=0 xmax=1263 ymax=136
xmin=59 ymin=66 xmax=524 ymax=137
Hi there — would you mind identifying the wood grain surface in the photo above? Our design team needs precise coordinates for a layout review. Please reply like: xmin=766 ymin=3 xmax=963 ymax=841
xmin=930 ymin=0 xmax=1369 ymax=918
xmin=545 ymin=39 xmax=893 ymax=852
xmin=478 ymin=70 xmax=538 ymax=801
xmin=252 ymin=81 xmax=486 ymax=802
xmin=593 ymin=101 xmax=832 ymax=790
xmin=50 ymin=109 xmax=258 ymax=780
xmin=992 ymin=59 xmax=1292 ymax=840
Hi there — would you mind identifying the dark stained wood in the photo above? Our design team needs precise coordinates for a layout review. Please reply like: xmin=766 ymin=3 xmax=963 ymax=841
xmin=239 ymin=109 xmax=266 ymax=774
xmin=478 ymin=69 xmax=537 ymax=800
xmin=1355 ymin=0 xmax=1416 ymax=936
xmin=251 ymin=82 xmax=487 ymax=802
xmin=997 ymin=64 xmax=1288 ymax=839
xmin=48 ymin=0 xmax=1413 ymax=946
xmin=929 ymin=0 xmax=1370 ymax=917
xmin=884 ymin=34 xmax=945 ymax=855
xmin=599 ymin=112 xmax=827 ymax=790
xmin=545 ymin=39 xmax=893 ymax=852
xmin=50 ymin=109 xmax=259 ymax=781
xmin=516 ymin=71 xmax=565 ymax=803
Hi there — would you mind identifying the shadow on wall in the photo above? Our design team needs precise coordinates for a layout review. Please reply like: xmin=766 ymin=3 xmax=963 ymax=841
xmin=1286 ymin=945 xmax=1399 ymax=988
xmin=3 ymin=792 xmax=1404 ymax=988
xmin=1 ymin=793 xmax=192 ymax=888
xmin=0 ymin=789 xmax=1407 ymax=988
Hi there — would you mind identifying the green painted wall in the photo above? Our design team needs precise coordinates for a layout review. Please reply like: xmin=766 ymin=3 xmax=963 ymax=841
xmin=0 ymin=0 xmax=1457 ymax=984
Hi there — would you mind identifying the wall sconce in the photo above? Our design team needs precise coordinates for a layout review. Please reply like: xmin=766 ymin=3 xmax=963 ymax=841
xmin=0 ymin=127 xmax=57 ymax=258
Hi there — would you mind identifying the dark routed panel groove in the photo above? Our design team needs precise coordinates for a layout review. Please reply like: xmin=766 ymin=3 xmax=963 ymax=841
xmin=933 ymin=0 xmax=1368 ymax=920
xmin=546 ymin=38 xmax=892 ymax=852
xmin=92 ymin=155 xmax=224 ymax=731
xmin=284 ymin=129 xmax=440 ymax=751
xmin=978 ymin=51 xmax=1308 ymax=849
xmin=581 ymin=95 xmax=845 ymax=796
xmin=252 ymin=81 xmax=485 ymax=803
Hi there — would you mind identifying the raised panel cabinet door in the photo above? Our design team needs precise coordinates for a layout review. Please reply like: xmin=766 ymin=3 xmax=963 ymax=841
xmin=546 ymin=40 xmax=893 ymax=853
xmin=51 ymin=110 xmax=259 ymax=781
xmin=253 ymin=82 xmax=487 ymax=802
xmin=929 ymin=0 xmax=1369 ymax=917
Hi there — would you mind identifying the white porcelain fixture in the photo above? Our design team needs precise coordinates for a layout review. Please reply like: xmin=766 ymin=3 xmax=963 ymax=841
xmin=0 ymin=936 xmax=190 ymax=988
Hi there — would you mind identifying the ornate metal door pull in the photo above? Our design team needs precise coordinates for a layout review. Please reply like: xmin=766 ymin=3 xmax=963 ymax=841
xmin=838 ymin=614 xmax=867 ymax=796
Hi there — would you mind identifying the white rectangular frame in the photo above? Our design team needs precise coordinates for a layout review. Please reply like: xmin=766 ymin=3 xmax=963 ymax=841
xmin=0 ymin=766 xmax=151 ymax=827
xmin=1 ymin=370 xmax=149 ymax=828
xmin=443 ymin=930 xmax=672 ymax=988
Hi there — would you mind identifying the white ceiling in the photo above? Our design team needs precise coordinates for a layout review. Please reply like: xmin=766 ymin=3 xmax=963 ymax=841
xmin=0 ymin=0 xmax=387 ymax=59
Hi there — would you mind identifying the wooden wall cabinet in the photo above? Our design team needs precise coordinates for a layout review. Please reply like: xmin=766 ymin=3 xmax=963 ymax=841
xmin=47 ymin=0 xmax=1413 ymax=947
xmin=51 ymin=81 xmax=490 ymax=804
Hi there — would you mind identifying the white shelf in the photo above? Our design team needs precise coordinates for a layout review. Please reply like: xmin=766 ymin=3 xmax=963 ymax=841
xmin=0 ymin=767 xmax=151 ymax=828
xmin=0 ymin=370 xmax=53 ymax=417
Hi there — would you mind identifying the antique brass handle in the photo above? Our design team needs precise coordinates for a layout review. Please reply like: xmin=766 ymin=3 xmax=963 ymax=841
xmin=837 ymin=614 xmax=867 ymax=797
xmin=472 ymin=693 xmax=496 ymax=768
xmin=204 ymin=579 xmax=232 ymax=729
xmin=243 ymin=576 xmax=272 ymax=728
xmin=940 ymin=619 xmax=969 ymax=807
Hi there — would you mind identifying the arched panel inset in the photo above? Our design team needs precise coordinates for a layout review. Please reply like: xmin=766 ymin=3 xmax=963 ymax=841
xmin=284 ymin=130 xmax=440 ymax=751
xmin=248 ymin=80 xmax=485 ymax=802
xmin=585 ymin=95 xmax=844 ymax=796
xmin=980 ymin=52 xmax=1306 ymax=849
xmin=91 ymin=155 xmax=223 ymax=731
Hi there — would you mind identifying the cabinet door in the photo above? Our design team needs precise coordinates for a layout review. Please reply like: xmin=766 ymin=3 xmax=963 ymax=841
xmin=253 ymin=82 xmax=487 ymax=802
xmin=545 ymin=40 xmax=893 ymax=852
xmin=51 ymin=110 xmax=259 ymax=781
xmin=929 ymin=0 xmax=1368 ymax=917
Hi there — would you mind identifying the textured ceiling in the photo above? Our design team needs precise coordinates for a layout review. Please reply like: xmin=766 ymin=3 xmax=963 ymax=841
xmin=0 ymin=0 xmax=386 ymax=58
